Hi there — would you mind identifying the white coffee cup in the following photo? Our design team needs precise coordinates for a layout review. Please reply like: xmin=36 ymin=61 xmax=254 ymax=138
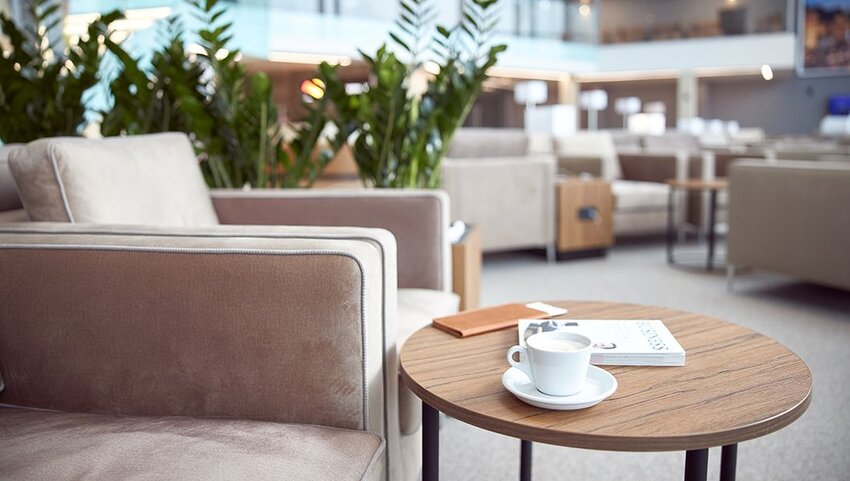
xmin=507 ymin=331 xmax=592 ymax=396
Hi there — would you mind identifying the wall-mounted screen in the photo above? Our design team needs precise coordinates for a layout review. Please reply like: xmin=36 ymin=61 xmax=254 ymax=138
xmin=800 ymin=0 xmax=850 ymax=76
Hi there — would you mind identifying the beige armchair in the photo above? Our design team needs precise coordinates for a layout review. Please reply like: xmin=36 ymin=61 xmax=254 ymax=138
xmin=553 ymin=131 xmax=674 ymax=236
xmin=441 ymin=128 xmax=556 ymax=257
xmin=728 ymin=160 xmax=850 ymax=291
xmin=0 ymin=223 xmax=390 ymax=481
xmin=4 ymin=132 xmax=459 ymax=481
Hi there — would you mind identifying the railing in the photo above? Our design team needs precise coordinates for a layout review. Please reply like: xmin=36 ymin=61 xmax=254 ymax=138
xmin=599 ymin=0 xmax=791 ymax=45
xmin=230 ymin=0 xmax=599 ymax=43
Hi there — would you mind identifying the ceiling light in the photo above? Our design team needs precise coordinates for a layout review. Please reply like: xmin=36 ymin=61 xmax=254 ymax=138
xmin=301 ymin=78 xmax=326 ymax=100
xmin=487 ymin=66 xmax=566 ymax=81
xmin=64 ymin=7 xmax=171 ymax=36
xmin=269 ymin=51 xmax=352 ymax=66
xmin=579 ymin=5 xmax=590 ymax=16
xmin=760 ymin=64 xmax=774 ymax=81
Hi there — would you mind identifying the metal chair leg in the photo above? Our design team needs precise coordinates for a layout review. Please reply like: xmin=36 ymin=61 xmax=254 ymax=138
xmin=726 ymin=264 xmax=736 ymax=292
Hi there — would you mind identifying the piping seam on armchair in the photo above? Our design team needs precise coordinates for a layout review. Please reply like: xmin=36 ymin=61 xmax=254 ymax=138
xmin=48 ymin=143 xmax=75 ymax=223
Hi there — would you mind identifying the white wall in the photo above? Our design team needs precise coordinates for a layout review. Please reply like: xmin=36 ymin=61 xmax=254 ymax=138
xmin=702 ymin=74 xmax=850 ymax=135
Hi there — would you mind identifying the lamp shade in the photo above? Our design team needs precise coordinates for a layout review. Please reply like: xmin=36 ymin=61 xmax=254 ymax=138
xmin=627 ymin=113 xmax=666 ymax=135
xmin=677 ymin=117 xmax=705 ymax=134
xmin=525 ymin=104 xmax=577 ymax=136
xmin=614 ymin=97 xmax=641 ymax=115
xmin=580 ymin=89 xmax=608 ymax=110
xmin=514 ymin=80 xmax=548 ymax=105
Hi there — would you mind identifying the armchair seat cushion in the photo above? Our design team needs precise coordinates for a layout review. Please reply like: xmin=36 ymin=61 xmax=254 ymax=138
xmin=397 ymin=288 xmax=460 ymax=347
xmin=396 ymin=288 xmax=459 ymax=437
xmin=612 ymin=180 xmax=670 ymax=212
xmin=0 ymin=407 xmax=385 ymax=481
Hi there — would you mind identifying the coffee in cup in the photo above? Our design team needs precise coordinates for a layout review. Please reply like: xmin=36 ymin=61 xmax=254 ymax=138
xmin=507 ymin=331 xmax=592 ymax=396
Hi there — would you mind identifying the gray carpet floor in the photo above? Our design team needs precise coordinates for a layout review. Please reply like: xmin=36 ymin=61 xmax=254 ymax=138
xmin=438 ymin=240 xmax=850 ymax=481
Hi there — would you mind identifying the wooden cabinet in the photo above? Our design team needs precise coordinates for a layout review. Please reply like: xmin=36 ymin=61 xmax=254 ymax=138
xmin=556 ymin=178 xmax=614 ymax=258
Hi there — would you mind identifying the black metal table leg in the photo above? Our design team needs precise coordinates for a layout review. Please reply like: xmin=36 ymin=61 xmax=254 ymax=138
xmin=422 ymin=403 xmax=440 ymax=481
xmin=520 ymin=440 xmax=532 ymax=481
xmin=684 ymin=449 xmax=709 ymax=481
xmin=720 ymin=444 xmax=738 ymax=481
xmin=706 ymin=189 xmax=718 ymax=270
xmin=666 ymin=186 xmax=675 ymax=264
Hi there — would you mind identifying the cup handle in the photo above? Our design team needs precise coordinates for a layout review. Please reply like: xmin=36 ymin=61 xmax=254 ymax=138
xmin=507 ymin=345 xmax=534 ymax=382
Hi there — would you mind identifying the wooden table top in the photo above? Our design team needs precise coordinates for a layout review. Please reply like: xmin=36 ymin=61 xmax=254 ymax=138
xmin=400 ymin=301 xmax=811 ymax=452
xmin=665 ymin=178 xmax=729 ymax=191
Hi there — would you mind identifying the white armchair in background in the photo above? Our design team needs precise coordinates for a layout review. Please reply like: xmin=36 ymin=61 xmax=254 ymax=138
xmin=442 ymin=128 xmax=557 ymax=258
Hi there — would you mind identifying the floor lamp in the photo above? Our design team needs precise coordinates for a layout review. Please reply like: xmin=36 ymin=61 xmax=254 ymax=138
xmin=614 ymin=97 xmax=641 ymax=130
xmin=515 ymin=80 xmax=549 ymax=126
xmin=580 ymin=89 xmax=608 ymax=130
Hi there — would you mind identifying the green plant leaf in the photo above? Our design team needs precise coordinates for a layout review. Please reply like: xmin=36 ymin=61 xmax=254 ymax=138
xmin=389 ymin=32 xmax=412 ymax=53
xmin=313 ymin=0 xmax=506 ymax=187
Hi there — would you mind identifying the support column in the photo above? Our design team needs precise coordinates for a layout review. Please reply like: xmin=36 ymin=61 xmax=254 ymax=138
xmin=558 ymin=74 xmax=580 ymax=131
xmin=677 ymin=71 xmax=699 ymax=124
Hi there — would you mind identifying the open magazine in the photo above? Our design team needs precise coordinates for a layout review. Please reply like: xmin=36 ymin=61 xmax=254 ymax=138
xmin=518 ymin=319 xmax=685 ymax=366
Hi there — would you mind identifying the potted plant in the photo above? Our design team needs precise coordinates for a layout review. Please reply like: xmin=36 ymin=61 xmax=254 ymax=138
xmin=103 ymin=0 xmax=333 ymax=189
xmin=318 ymin=0 xmax=506 ymax=188
xmin=0 ymin=0 xmax=119 ymax=143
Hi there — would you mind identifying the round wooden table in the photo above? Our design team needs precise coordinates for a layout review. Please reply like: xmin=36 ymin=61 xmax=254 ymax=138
xmin=400 ymin=301 xmax=812 ymax=481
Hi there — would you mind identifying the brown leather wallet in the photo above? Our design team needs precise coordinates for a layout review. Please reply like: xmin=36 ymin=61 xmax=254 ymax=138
xmin=432 ymin=303 xmax=553 ymax=338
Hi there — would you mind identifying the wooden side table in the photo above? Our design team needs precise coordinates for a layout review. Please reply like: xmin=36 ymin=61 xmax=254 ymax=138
xmin=556 ymin=178 xmax=614 ymax=260
xmin=400 ymin=301 xmax=812 ymax=481
xmin=451 ymin=224 xmax=481 ymax=311
xmin=666 ymin=178 xmax=729 ymax=270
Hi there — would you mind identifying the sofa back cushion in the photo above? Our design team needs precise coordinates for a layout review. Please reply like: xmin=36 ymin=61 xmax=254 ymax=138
xmin=643 ymin=132 xmax=701 ymax=154
xmin=554 ymin=131 xmax=622 ymax=180
xmin=447 ymin=128 xmax=529 ymax=158
xmin=9 ymin=133 xmax=218 ymax=226
xmin=0 ymin=144 xmax=23 ymax=212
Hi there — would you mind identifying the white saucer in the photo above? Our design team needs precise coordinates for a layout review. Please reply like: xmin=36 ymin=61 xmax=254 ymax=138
xmin=502 ymin=365 xmax=617 ymax=410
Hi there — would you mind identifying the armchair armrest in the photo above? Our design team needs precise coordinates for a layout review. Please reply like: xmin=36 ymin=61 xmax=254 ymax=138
xmin=0 ymin=223 xmax=395 ymax=439
xmin=210 ymin=189 xmax=450 ymax=292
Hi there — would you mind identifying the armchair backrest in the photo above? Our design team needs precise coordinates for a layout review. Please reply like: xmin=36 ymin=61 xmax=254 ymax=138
xmin=8 ymin=133 xmax=219 ymax=226
xmin=554 ymin=131 xmax=622 ymax=180
xmin=447 ymin=128 xmax=529 ymax=158
xmin=643 ymin=132 xmax=701 ymax=154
